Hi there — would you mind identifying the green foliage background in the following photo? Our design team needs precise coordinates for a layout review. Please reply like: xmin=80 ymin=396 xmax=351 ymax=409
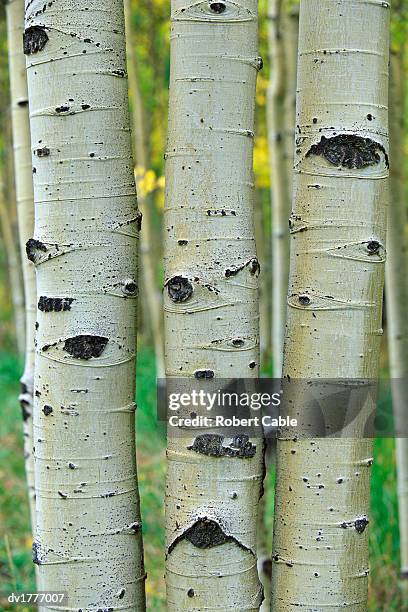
xmin=0 ymin=0 xmax=406 ymax=610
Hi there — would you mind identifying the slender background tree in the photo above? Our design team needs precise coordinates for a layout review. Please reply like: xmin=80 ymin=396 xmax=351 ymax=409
xmin=386 ymin=3 xmax=408 ymax=588
xmin=5 ymin=0 xmax=36 ymax=529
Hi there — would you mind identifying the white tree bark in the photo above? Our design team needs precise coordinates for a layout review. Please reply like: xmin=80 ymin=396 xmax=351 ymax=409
xmin=386 ymin=46 xmax=408 ymax=580
xmin=5 ymin=0 xmax=36 ymax=529
xmin=24 ymin=1 xmax=146 ymax=608
xmin=271 ymin=0 xmax=390 ymax=609
xmin=164 ymin=1 xmax=263 ymax=609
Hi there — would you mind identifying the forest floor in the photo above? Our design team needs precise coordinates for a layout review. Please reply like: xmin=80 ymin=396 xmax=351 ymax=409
xmin=0 ymin=347 xmax=404 ymax=611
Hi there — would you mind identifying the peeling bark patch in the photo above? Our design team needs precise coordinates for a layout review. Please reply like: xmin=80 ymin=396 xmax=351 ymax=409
xmin=42 ymin=405 xmax=53 ymax=416
xmin=167 ymin=276 xmax=193 ymax=302
xmin=306 ymin=135 xmax=388 ymax=169
xmin=38 ymin=296 xmax=74 ymax=312
xmin=32 ymin=541 xmax=42 ymax=565
xmin=194 ymin=369 xmax=214 ymax=380
xmin=23 ymin=26 xmax=49 ymax=55
xmin=35 ymin=147 xmax=50 ymax=157
xmin=188 ymin=433 xmax=256 ymax=458
xmin=63 ymin=335 xmax=108 ymax=360
xmin=26 ymin=238 xmax=47 ymax=263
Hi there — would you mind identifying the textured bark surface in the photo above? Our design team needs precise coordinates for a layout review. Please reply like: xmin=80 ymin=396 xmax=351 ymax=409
xmin=25 ymin=0 xmax=146 ymax=608
xmin=271 ymin=0 xmax=390 ymax=609
xmin=164 ymin=1 xmax=263 ymax=609
xmin=6 ymin=0 xmax=36 ymax=529
xmin=386 ymin=48 xmax=408 ymax=578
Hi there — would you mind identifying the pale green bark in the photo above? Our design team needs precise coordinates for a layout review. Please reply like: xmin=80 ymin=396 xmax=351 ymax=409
xmin=267 ymin=0 xmax=291 ymax=378
xmin=164 ymin=1 xmax=263 ymax=609
xmin=271 ymin=1 xmax=390 ymax=609
xmin=386 ymin=47 xmax=408 ymax=579
xmin=24 ymin=0 xmax=146 ymax=608
xmin=5 ymin=0 xmax=36 ymax=530
xmin=124 ymin=0 xmax=165 ymax=380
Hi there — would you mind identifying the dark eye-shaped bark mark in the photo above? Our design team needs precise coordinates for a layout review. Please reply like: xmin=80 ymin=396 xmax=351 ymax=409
xmin=210 ymin=2 xmax=226 ymax=12
xmin=168 ymin=518 xmax=252 ymax=554
xmin=173 ymin=1 xmax=255 ymax=22
xmin=63 ymin=335 xmax=108 ymax=360
xmin=23 ymin=26 xmax=49 ymax=55
xmin=327 ymin=239 xmax=385 ymax=263
xmin=188 ymin=433 xmax=256 ymax=458
xmin=20 ymin=398 xmax=31 ymax=421
xmin=122 ymin=279 xmax=138 ymax=296
xmin=35 ymin=147 xmax=50 ymax=157
xmin=42 ymin=405 xmax=53 ymax=416
xmin=26 ymin=238 xmax=47 ymax=264
xmin=55 ymin=105 xmax=70 ymax=114
xmin=340 ymin=516 xmax=369 ymax=534
xmin=32 ymin=541 xmax=42 ymax=565
xmin=38 ymin=297 xmax=74 ymax=312
xmin=306 ymin=135 xmax=388 ymax=169
xmin=288 ymin=292 xmax=371 ymax=311
xmin=194 ymin=369 xmax=215 ymax=379
xmin=167 ymin=276 xmax=194 ymax=302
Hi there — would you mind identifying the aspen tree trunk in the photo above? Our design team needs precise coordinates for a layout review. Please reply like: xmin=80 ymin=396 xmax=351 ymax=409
xmin=124 ymin=0 xmax=165 ymax=380
xmin=5 ymin=0 xmax=36 ymax=528
xmin=24 ymin=1 xmax=146 ymax=609
xmin=164 ymin=1 xmax=263 ymax=609
xmin=0 ymin=191 xmax=25 ymax=355
xmin=267 ymin=0 xmax=290 ymax=378
xmin=386 ymin=46 xmax=408 ymax=581
xmin=271 ymin=1 xmax=390 ymax=609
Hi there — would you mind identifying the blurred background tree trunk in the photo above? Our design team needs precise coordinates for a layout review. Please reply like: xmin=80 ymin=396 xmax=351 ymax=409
xmin=386 ymin=26 xmax=408 ymax=590
xmin=125 ymin=0 xmax=165 ymax=381
xmin=5 ymin=0 xmax=36 ymax=530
